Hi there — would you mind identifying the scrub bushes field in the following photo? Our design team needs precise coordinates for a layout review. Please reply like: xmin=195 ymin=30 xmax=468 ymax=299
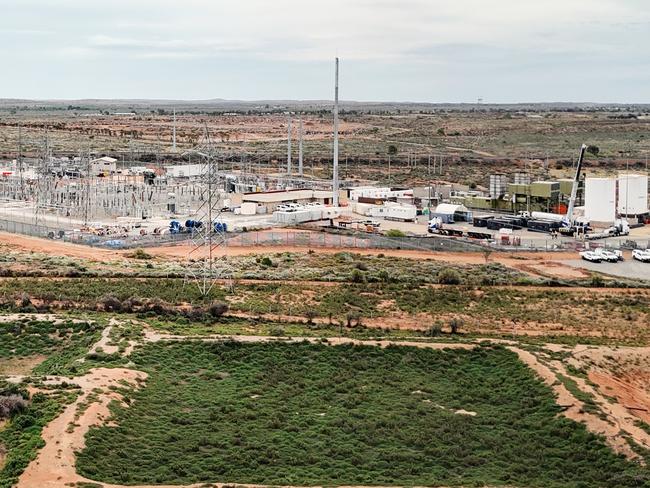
xmin=0 ymin=381 xmax=78 ymax=488
xmin=78 ymin=342 xmax=647 ymax=487
xmin=1 ymin=277 xmax=649 ymax=344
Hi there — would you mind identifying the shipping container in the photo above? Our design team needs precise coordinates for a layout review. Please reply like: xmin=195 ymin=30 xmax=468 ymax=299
xmin=473 ymin=215 xmax=495 ymax=227
xmin=487 ymin=219 xmax=522 ymax=231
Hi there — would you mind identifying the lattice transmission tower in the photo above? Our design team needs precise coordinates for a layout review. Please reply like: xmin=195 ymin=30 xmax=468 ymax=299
xmin=184 ymin=126 xmax=233 ymax=297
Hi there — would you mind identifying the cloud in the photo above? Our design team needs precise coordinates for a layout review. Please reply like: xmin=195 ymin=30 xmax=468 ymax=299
xmin=1 ymin=0 xmax=649 ymax=100
xmin=85 ymin=35 xmax=254 ymax=58
xmin=52 ymin=0 xmax=647 ymax=63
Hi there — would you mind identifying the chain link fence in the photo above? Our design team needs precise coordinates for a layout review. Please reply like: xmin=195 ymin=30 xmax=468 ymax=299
xmin=0 ymin=217 xmax=647 ymax=252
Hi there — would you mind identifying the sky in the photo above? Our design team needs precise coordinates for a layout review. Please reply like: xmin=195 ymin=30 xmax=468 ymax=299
xmin=1 ymin=0 xmax=649 ymax=103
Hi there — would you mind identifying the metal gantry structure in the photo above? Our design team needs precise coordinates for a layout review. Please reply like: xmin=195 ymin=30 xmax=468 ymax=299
xmin=184 ymin=126 xmax=233 ymax=297
xmin=34 ymin=131 xmax=55 ymax=226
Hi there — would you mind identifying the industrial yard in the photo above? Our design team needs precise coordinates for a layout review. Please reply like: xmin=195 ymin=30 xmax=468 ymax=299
xmin=2 ymin=1 xmax=650 ymax=487
xmin=1 ymin=97 xmax=650 ymax=488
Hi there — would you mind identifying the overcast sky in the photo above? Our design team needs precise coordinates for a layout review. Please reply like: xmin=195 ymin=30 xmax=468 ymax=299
xmin=1 ymin=0 xmax=649 ymax=102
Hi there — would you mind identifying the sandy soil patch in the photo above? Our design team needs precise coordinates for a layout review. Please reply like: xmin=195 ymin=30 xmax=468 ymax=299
xmin=0 ymin=355 xmax=47 ymax=376
xmin=17 ymin=368 xmax=147 ymax=488
xmin=508 ymin=346 xmax=644 ymax=461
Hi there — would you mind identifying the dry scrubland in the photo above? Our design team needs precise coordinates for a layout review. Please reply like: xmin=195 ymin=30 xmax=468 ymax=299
xmin=0 ymin=233 xmax=649 ymax=487
xmin=1 ymin=103 xmax=650 ymax=187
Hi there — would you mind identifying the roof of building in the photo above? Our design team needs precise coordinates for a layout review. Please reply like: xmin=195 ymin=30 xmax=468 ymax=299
xmin=434 ymin=203 xmax=469 ymax=214
xmin=243 ymin=189 xmax=334 ymax=203
xmin=91 ymin=156 xmax=117 ymax=164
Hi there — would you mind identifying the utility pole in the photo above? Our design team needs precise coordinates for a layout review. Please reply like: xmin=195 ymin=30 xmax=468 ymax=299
xmin=287 ymin=116 xmax=292 ymax=175
xmin=332 ymin=57 xmax=340 ymax=207
xmin=172 ymin=109 xmax=177 ymax=151
xmin=298 ymin=116 xmax=304 ymax=176
xmin=17 ymin=123 xmax=24 ymax=200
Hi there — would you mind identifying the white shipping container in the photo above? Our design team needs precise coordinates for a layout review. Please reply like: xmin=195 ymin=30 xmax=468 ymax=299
xmin=273 ymin=209 xmax=313 ymax=224
xmin=240 ymin=202 xmax=257 ymax=216
xmin=352 ymin=202 xmax=373 ymax=217
xmin=585 ymin=178 xmax=617 ymax=223
xmin=322 ymin=207 xmax=342 ymax=219
xmin=366 ymin=203 xmax=417 ymax=221
xmin=618 ymin=174 xmax=648 ymax=216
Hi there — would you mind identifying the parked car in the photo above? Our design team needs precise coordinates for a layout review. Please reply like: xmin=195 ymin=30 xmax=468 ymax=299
xmin=579 ymin=251 xmax=602 ymax=263
xmin=632 ymin=249 xmax=650 ymax=262
xmin=594 ymin=248 xmax=622 ymax=262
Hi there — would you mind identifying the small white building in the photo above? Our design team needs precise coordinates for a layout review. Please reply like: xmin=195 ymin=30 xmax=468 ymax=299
xmin=165 ymin=164 xmax=205 ymax=178
xmin=585 ymin=177 xmax=617 ymax=223
xmin=241 ymin=189 xmax=336 ymax=214
xmin=618 ymin=173 xmax=648 ymax=216
xmin=348 ymin=186 xmax=413 ymax=201
xmin=90 ymin=157 xmax=117 ymax=176
xmin=352 ymin=202 xmax=417 ymax=221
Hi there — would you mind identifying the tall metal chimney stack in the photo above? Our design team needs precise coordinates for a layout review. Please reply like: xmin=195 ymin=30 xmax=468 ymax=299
xmin=287 ymin=116 xmax=292 ymax=175
xmin=172 ymin=109 xmax=177 ymax=151
xmin=332 ymin=57 xmax=340 ymax=207
xmin=298 ymin=117 xmax=304 ymax=176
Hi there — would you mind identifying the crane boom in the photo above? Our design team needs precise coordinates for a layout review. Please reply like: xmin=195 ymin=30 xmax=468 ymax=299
xmin=565 ymin=143 xmax=587 ymax=226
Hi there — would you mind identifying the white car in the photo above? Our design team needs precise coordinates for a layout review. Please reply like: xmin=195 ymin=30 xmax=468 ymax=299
xmin=580 ymin=251 xmax=602 ymax=263
xmin=632 ymin=249 xmax=650 ymax=262
xmin=594 ymin=248 xmax=622 ymax=262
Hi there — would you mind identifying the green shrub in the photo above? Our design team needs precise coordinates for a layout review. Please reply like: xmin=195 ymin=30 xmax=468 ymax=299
xmin=437 ymin=268 xmax=461 ymax=285
xmin=385 ymin=229 xmax=406 ymax=238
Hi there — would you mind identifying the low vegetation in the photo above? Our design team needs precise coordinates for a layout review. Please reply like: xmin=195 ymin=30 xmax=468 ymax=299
xmin=0 ymin=319 xmax=102 ymax=375
xmin=78 ymin=342 xmax=647 ymax=487
xmin=0 ymin=381 xmax=77 ymax=488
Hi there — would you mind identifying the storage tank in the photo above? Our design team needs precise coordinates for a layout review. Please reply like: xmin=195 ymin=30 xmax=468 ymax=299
xmin=585 ymin=177 xmax=617 ymax=223
xmin=618 ymin=173 xmax=648 ymax=216
xmin=531 ymin=211 xmax=564 ymax=223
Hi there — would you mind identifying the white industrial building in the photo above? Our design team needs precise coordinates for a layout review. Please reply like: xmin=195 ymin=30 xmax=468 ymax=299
xmin=352 ymin=201 xmax=417 ymax=221
xmin=90 ymin=157 xmax=117 ymax=176
xmin=273 ymin=204 xmax=342 ymax=224
xmin=347 ymin=187 xmax=413 ymax=201
xmin=584 ymin=177 xmax=617 ymax=223
xmin=165 ymin=164 xmax=205 ymax=178
xmin=240 ymin=189 xmax=336 ymax=214
xmin=618 ymin=173 xmax=648 ymax=216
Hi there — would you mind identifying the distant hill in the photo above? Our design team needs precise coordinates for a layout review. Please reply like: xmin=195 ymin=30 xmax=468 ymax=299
xmin=1 ymin=98 xmax=649 ymax=114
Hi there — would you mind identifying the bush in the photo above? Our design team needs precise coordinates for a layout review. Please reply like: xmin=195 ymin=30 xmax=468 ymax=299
xmin=437 ymin=268 xmax=461 ymax=285
xmin=100 ymin=294 xmax=123 ymax=312
xmin=127 ymin=249 xmax=153 ymax=260
xmin=260 ymin=257 xmax=273 ymax=267
xmin=208 ymin=302 xmax=229 ymax=318
xmin=350 ymin=269 xmax=366 ymax=283
xmin=355 ymin=262 xmax=369 ymax=271
xmin=449 ymin=318 xmax=463 ymax=334
xmin=0 ymin=394 xmax=27 ymax=419
xmin=590 ymin=274 xmax=604 ymax=288
xmin=385 ymin=229 xmax=406 ymax=238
